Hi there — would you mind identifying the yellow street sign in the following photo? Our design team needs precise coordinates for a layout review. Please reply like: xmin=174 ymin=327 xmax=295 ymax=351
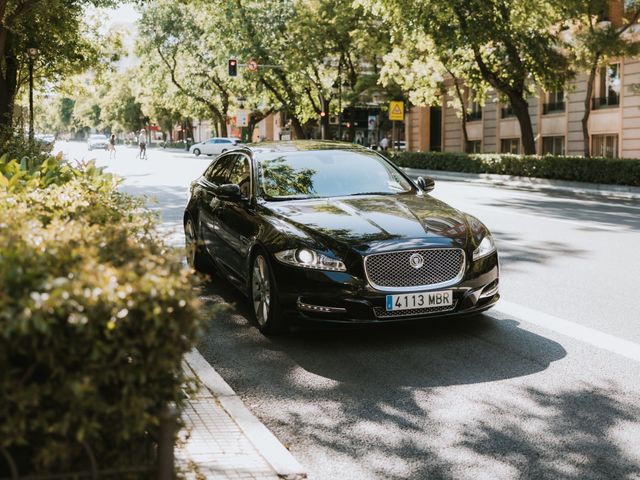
xmin=389 ymin=101 xmax=404 ymax=121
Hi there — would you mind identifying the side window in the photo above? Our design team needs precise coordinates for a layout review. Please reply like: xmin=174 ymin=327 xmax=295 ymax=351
xmin=228 ymin=156 xmax=251 ymax=198
xmin=205 ymin=155 xmax=236 ymax=184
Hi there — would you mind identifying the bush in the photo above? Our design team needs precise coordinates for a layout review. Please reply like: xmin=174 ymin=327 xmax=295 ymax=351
xmin=0 ymin=130 xmax=54 ymax=171
xmin=159 ymin=141 xmax=188 ymax=149
xmin=0 ymin=156 xmax=201 ymax=473
xmin=390 ymin=151 xmax=640 ymax=187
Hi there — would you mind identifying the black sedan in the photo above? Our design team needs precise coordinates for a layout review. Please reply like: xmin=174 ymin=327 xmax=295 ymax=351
xmin=184 ymin=141 xmax=499 ymax=334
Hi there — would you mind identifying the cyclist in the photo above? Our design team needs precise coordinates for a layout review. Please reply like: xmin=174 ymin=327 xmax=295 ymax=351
xmin=138 ymin=129 xmax=147 ymax=159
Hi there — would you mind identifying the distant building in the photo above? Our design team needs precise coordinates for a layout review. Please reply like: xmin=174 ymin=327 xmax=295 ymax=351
xmin=403 ymin=0 xmax=640 ymax=158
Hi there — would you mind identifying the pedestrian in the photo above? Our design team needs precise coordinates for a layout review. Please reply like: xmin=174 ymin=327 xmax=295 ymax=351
xmin=379 ymin=136 xmax=389 ymax=151
xmin=108 ymin=134 xmax=116 ymax=159
xmin=138 ymin=129 xmax=147 ymax=159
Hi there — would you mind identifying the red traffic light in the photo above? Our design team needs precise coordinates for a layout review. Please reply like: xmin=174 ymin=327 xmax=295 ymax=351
xmin=320 ymin=111 xmax=326 ymax=117
xmin=228 ymin=59 xmax=238 ymax=77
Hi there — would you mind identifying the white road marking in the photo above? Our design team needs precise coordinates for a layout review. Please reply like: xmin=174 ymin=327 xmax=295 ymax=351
xmin=492 ymin=301 xmax=640 ymax=362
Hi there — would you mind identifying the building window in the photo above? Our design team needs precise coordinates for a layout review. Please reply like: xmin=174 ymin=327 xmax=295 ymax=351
xmin=500 ymin=138 xmax=520 ymax=154
xmin=543 ymin=89 xmax=565 ymax=114
xmin=593 ymin=63 xmax=620 ymax=109
xmin=592 ymin=134 xmax=618 ymax=157
xmin=501 ymin=104 xmax=515 ymax=118
xmin=542 ymin=136 xmax=565 ymax=155
xmin=466 ymin=99 xmax=482 ymax=122
xmin=466 ymin=140 xmax=482 ymax=153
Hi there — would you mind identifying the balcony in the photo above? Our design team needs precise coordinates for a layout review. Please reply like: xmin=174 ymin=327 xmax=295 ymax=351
xmin=465 ymin=110 xmax=482 ymax=122
xmin=543 ymin=101 xmax=566 ymax=114
xmin=501 ymin=106 xmax=515 ymax=118
xmin=592 ymin=94 xmax=620 ymax=109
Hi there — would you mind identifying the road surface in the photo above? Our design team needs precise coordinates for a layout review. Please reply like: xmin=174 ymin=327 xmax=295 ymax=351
xmin=57 ymin=141 xmax=640 ymax=480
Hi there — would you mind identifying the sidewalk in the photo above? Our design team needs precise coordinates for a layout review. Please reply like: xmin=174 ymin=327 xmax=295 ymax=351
xmin=177 ymin=349 xmax=307 ymax=480
xmin=401 ymin=167 xmax=640 ymax=201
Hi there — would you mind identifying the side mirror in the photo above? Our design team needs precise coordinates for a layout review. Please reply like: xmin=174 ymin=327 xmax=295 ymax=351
xmin=416 ymin=176 xmax=435 ymax=193
xmin=216 ymin=183 xmax=242 ymax=200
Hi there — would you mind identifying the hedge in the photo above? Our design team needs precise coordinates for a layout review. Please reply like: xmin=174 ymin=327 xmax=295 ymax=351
xmin=389 ymin=151 xmax=640 ymax=187
xmin=0 ymin=154 xmax=202 ymax=474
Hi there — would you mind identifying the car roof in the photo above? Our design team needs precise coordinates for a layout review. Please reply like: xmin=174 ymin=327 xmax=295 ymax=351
xmin=238 ymin=140 xmax=373 ymax=157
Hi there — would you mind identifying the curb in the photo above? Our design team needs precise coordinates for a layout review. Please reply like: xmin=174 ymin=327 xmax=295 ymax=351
xmin=184 ymin=349 xmax=307 ymax=480
xmin=401 ymin=167 xmax=640 ymax=201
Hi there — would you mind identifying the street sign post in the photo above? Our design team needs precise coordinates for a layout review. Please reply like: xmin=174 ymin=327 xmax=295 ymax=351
xmin=236 ymin=109 xmax=249 ymax=127
xmin=389 ymin=101 xmax=404 ymax=121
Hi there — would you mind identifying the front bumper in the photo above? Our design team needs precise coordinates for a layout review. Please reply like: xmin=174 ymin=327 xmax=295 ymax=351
xmin=272 ymin=253 xmax=500 ymax=324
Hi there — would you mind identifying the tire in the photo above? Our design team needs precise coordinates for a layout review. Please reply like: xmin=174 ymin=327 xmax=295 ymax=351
xmin=250 ymin=250 xmax=287 ymax=334
xmin=193 ymin=148 xmax=201 ymax=156
xmin=184 ymin=216 xmax=215 ymax=275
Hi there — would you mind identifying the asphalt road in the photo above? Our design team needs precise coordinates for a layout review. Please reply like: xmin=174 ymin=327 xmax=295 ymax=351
xmin=57 ymin=141 xmax=640 ymax=480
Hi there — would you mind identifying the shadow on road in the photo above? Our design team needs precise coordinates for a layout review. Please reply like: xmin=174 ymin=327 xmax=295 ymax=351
xmin=484 ymin=194 xmax=640 ymax=232
xmin=196 ymin=274 xmax=640 ymax=480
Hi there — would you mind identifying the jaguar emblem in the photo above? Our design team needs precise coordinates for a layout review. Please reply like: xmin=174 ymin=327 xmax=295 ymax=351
xmin=409 ymin=253 xmax=424 ymax=269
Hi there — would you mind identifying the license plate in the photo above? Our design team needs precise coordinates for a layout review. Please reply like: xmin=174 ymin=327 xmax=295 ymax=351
xmin=385 ymin=290 xmax=453 ymax=312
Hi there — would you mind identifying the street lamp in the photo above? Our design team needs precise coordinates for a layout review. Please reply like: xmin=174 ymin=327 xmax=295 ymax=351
xmin=27 ymin=47 xmax=39 ymax=143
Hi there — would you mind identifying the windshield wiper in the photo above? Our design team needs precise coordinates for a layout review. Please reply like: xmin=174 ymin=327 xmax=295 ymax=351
xmin=350 ymin=191 xmax=397 ymax=196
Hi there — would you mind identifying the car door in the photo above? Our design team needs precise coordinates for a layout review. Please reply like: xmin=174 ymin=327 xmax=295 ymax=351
xmin=197 ymin=154 xmax=236 ymax=260
xmin=215 ymin=138 xmax=233 ymax=155
xmin=213 ymin=153 xmax=259 ymax=282
xmin=202 ymin=139 xmax=217 ymax=155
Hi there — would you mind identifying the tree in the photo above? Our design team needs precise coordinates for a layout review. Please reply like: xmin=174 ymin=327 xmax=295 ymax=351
xmin=362 ymin=0 xmax=571 ymax=154
xmin=559 ymin=0 xmax=640 ymax=156
xmin=0 ymin=0 xmax=117 ymax=140
xmin=137 ymin=0 xmax=239 ymax=137
xmin=58 ymin=97 xmax=75 ymax=128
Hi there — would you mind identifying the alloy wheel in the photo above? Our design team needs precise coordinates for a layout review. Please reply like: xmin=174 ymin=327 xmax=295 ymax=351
xmin=252 ymin=255 xmax=271 ymax=327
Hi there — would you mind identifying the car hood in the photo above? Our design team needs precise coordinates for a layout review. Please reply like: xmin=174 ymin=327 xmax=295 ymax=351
xmin=265 ymin=194 xmax=473 ymax=253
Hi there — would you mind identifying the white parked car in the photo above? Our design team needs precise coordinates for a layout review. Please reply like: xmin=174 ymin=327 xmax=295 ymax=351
xmin=189 ymin=137 xmax=241 ymax=157
xmin=88 ymin=134 xmax=109 ymax=151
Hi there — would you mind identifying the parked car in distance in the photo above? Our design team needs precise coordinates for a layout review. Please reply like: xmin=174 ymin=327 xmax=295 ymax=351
xmin=189 ymin=137 xmax=241 ymax=157
xmin=184 ymin=141 xmax=499 ymax=335
xmin=35 ymin=133 xmax=56 ymax=145
xmin=88 ymin=134 xmax=109 ymax=151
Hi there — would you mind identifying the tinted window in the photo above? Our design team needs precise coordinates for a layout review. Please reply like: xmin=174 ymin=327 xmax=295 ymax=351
xmin=228 ymin=156 xmax=251 ymax=197
xmin=257 ymin=150 xmax=414 ymax=199
xmin=205 ymin=155 xmax=236 ymax=184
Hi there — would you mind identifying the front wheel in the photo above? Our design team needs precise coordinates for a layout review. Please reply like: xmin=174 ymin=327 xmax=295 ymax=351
xmin=193 ymin=148 xmax=201 ymax=156
xmin=251 ymin=252 xmax=287 ymax=334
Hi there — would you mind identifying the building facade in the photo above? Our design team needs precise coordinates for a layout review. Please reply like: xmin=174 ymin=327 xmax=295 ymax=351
xmin=405 ymin=0 xmax=640 ymax=158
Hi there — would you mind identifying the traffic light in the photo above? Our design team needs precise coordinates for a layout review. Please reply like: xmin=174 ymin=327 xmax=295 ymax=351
xmin=320 ymin=111 xmax=326 ymax=118
xmin=228 ymin=59 xmax=238 ymax=77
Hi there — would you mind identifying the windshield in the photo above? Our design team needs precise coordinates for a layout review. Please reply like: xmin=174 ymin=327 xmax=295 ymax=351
xmin=257 ymin=150 xmax=414 ymax=200
xmin=90 ymin=135 xmax=107 ymax=140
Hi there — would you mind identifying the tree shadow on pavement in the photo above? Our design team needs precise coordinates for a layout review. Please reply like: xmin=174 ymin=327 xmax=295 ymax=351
xmin=190 ymin=278 xmax=640 ymax=479
xmin=484 ymin=195 xmax=640 ymax=233
xmin=121 ymin=184 xmax=187 ymax=246
xmin=490 ymin=230 xmax=589 ymax=271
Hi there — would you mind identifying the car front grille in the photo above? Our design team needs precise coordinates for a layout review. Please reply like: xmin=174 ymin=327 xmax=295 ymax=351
xmin=373 ymin=303 xmax=456 ymax=319
xmin=364 ymin=248 xmax=465 ymax=291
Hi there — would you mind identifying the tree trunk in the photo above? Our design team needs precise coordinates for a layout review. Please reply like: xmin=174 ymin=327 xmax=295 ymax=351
xmin=291 ymin=116 xmax=306 ymax=140
xmin=0 ymin=31 xmax=18 ymax=138
xmin=508 ymin=93 xmax=536 ymax=155
xmin=583 ymin=60 xmax=599 ymax=158
xmin=218 ymin=120 xmax=228 ymax=137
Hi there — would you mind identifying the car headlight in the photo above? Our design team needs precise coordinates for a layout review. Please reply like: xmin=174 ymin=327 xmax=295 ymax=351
xmin=473 ymin=235 xmax=496 ymax=261
xmin=275 ymin=248 xmax=346 ymax=272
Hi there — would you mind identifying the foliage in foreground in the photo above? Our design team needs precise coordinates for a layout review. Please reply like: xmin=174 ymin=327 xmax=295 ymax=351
xmin=0 ymin=156 xmax=202 ymax=473
xmin=391 ymin=151 xmax=640 ymax=187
